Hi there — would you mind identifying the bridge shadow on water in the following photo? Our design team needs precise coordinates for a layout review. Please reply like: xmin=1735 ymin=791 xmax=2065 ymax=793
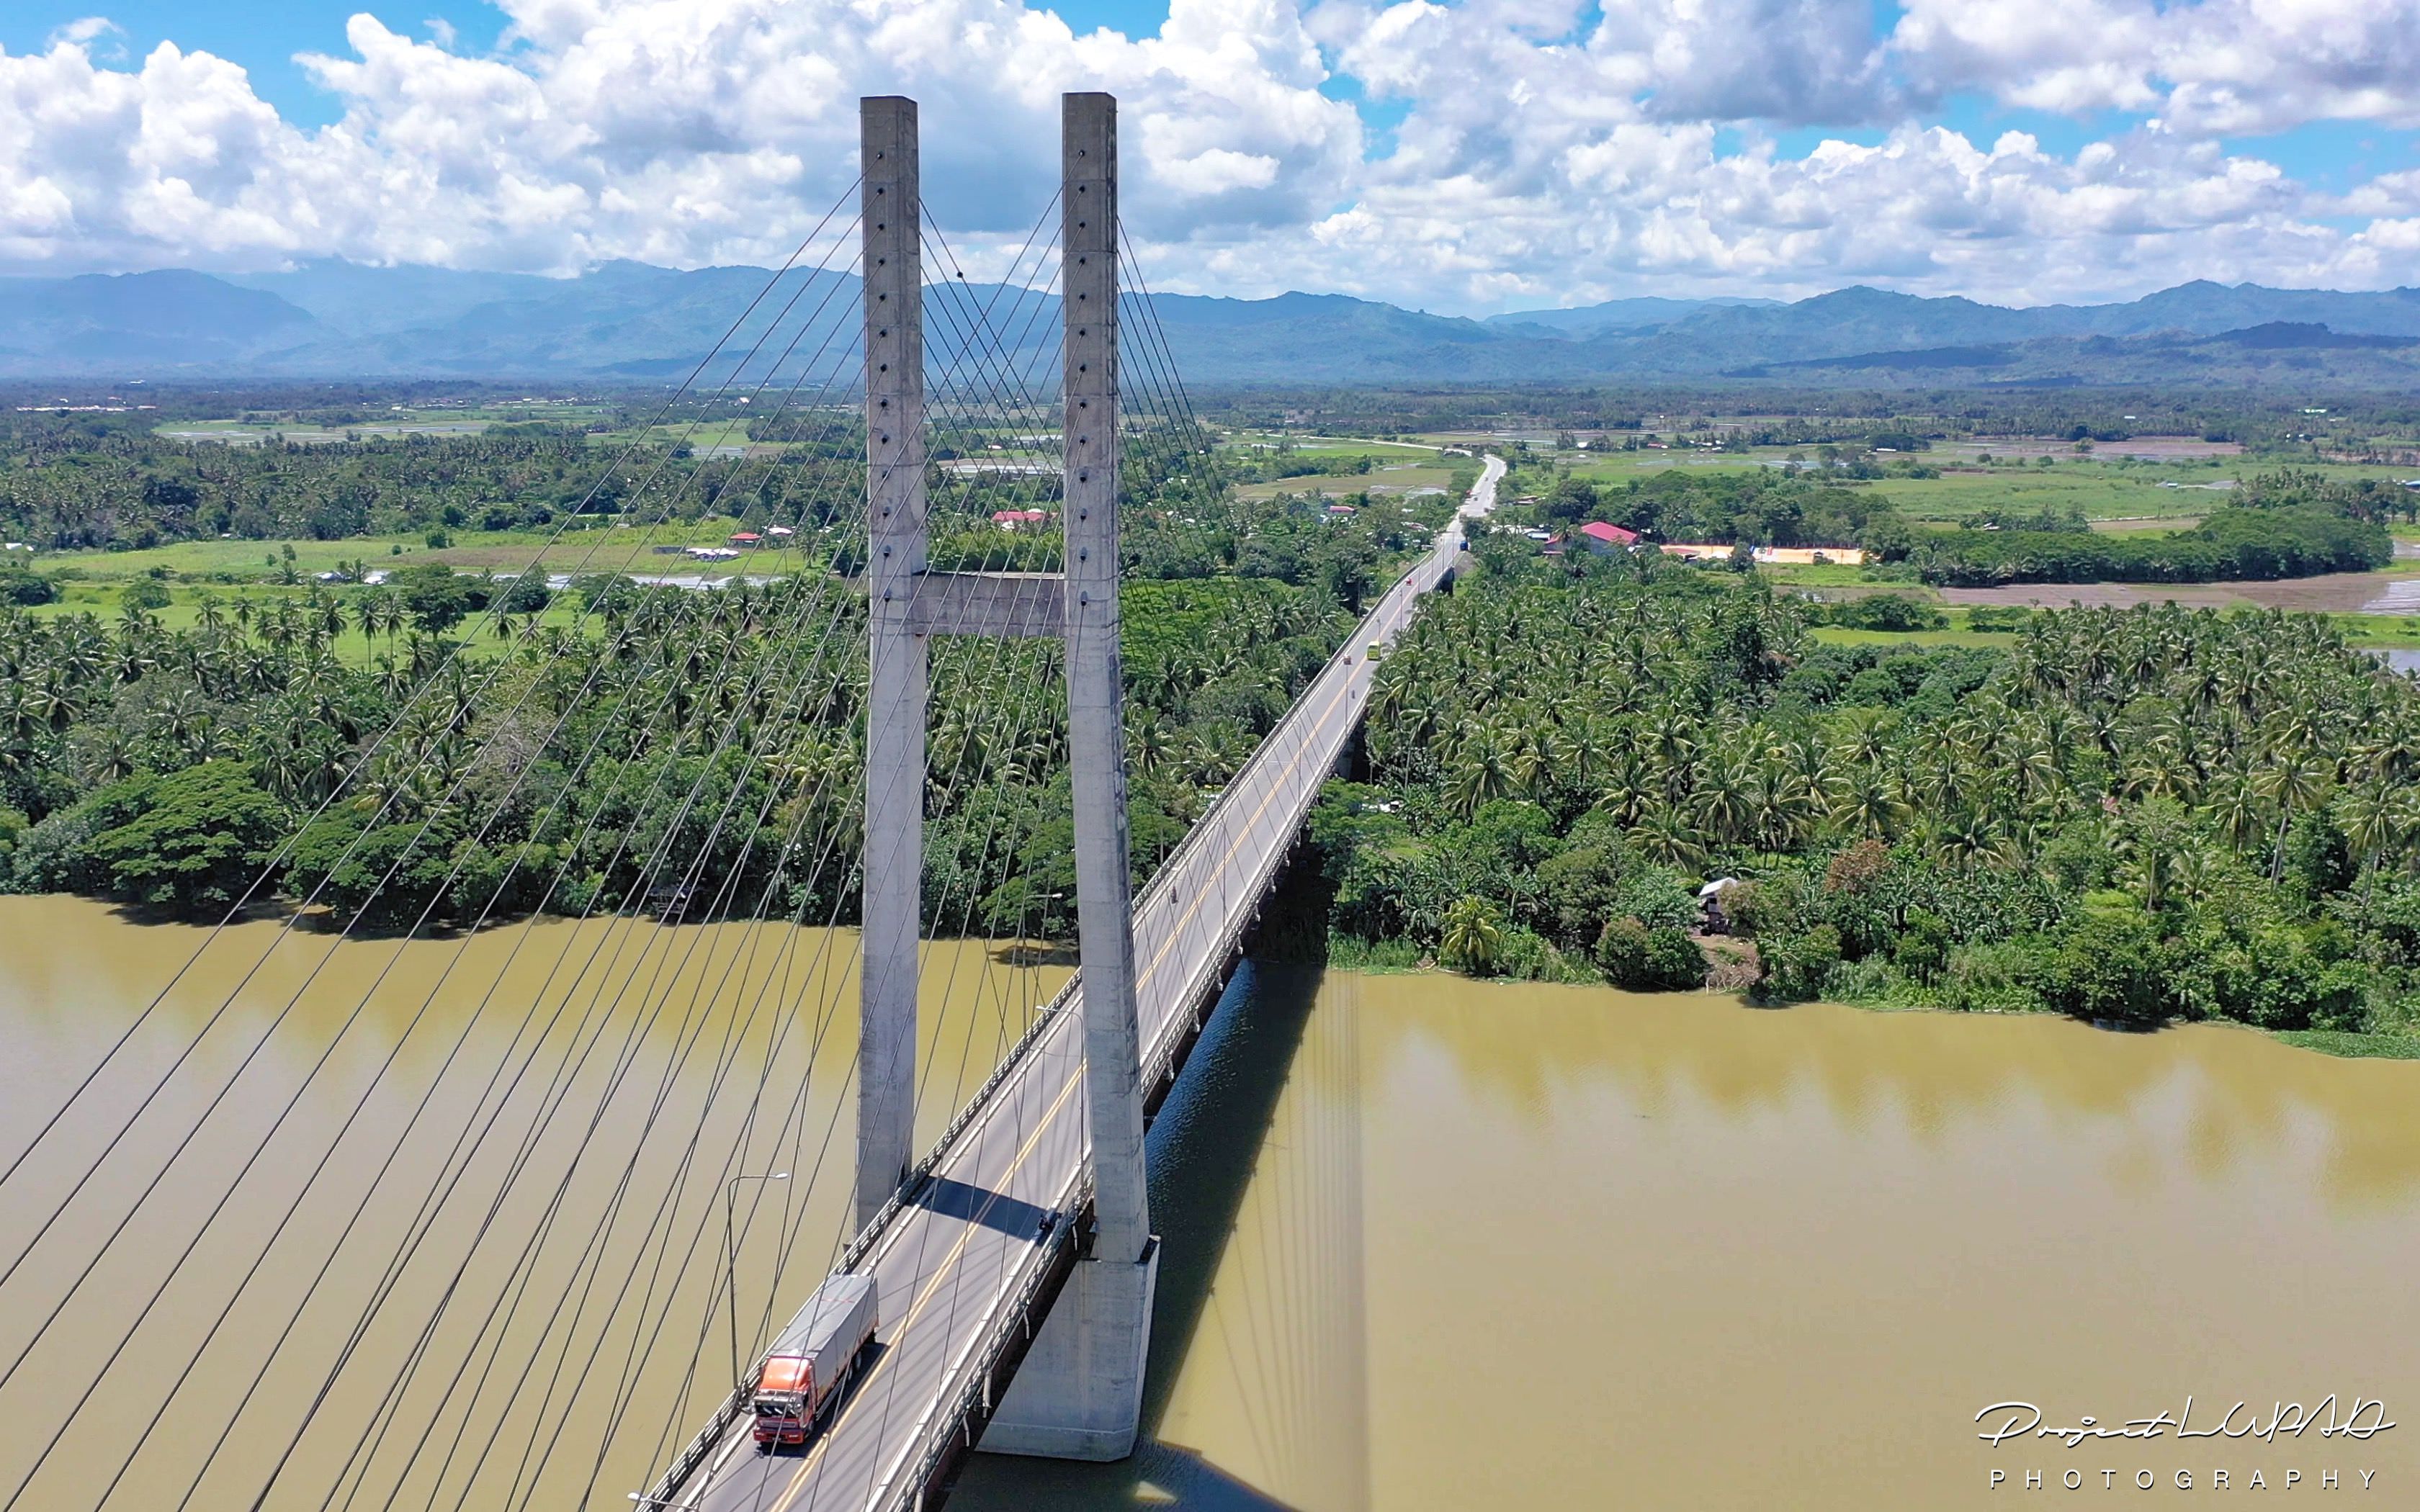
xmin=946 ymin=944 xmax=1350 ymax=1512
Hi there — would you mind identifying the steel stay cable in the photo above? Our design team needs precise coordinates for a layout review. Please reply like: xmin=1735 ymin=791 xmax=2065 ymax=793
xmin=312 ymin=238 xmax=1070 ymax=1509
xmin=301 ymin=621 xmax=871 ymax=1512
xmin=1095 ymin=231 xmax=1186 ymax=465
xmin=424 ymin=454 xmax=1040 ymax=1509
xmin=1115 ymin=246 xmax=1198 ymax=451
xmin=867 ymin=450 xmax=1438 ymax=1512
xmin=118 ymin=307 xmax=887 ymax=1512
xmin=614 ymin=847 xmax=869 ymax=1500
xmin=1118 ymin=222 xmax=1224 ymax=479
xmin=869 ymin=225 xmax=1071 ymax=1207
xmin=557 ymin=860 xmax=869 ymax=1511
xmin=682 ymin=235 xmax=1070 ymax=1512
xmin=0 ymin=192 xmax=861 ymax=1208
xmin=118 ymin=518 xmax=874 ymax=1512
xmin=302 ymin=314 xmax=953 ymax=1509
xmin=1112 ymin=284 xmax=1207 ymax=536
xmin=90 ymin=297 xmax=879 ymax=1456
xmin=305 ymin=399 xmax=1307 ymax=1512
xmin=264 ymin=464 xmax=892 ymax=1512
xmin=797 ymin=210 xmax=1144 ymax=1512
xmin=931 ymin=211 xmax=1062 ymax=413
xmin=310 ymin=765 xmax=862 ymax=1512
xmin=643 ymin=223 xmax=1079 ymax=1461
xmin=793 ymin=229 xmax=1080 ymax=1512
xmin=416 ymin=552 xmax=936 ymax=1512
xmin=1115 ymin=227 xmax=1237 ymax=546
xmin=539 ymin=191 xmax=1191 ymax=1512
xmin=476 ymin=747 xmax=897 ymax=1512
xmin=904 ymin=222 xmax=1072 ymax=1130
xmin=0 ymin=225 xmax=871 ymax=1353
xmin=45 ymin=400 xmax=879 ymax=1512
xmin=0 ymin=264 xmax=877 ymax=1482
xmin=520 ymin=242 xmax=1089 ymax=1500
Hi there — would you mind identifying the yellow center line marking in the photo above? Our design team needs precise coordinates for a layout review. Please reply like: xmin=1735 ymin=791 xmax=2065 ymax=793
xmin=738 ymin=536 xmax=1450 ymax=1512
xmin=758 ymin=1066 xmax=1086 ymax=1512
xmin=1133 ymin=592 xmax=1399 ymax=997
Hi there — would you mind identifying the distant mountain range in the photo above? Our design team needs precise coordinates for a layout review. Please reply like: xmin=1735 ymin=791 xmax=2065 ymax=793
xmin=8 ymin=261 xmax=2420 ymax=387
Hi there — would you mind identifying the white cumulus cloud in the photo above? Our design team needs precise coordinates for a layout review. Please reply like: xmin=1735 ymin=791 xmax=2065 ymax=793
xmin=1892 ymin=0 xmax=2420 ymax=135
xmin=0 ymin=0 xmax=2417 ymax=307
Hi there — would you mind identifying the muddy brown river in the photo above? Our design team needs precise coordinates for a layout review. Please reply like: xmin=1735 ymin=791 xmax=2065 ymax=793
xmin=4 ymin=899 xmax=2416 ymax=1511
xmin=0 ymin=897 xmax=1065 ymax=1512
xmin=956 ymin=967 xmax=2420 ymax=1509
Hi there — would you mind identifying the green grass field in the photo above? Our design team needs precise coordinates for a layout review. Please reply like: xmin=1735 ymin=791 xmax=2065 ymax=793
xmin=1225 ymin=433 xmax=1444 ymax=462
xmin=19 ymin=580 xmax=600 ymax=665
xmin=34 ymin=516 xmax=832 ymax=585
xmin=1520 ymin=447 xmax=2420 ymax=527
xmin=584 ymin=419 xmax=772 ymax=452
xmin=1798 ymin=598 xmax=2420 ymax=651
xmin=151 ymin=402 xmax=614 ymax=447
xmin=1232 ymin=463 xmax=1461 ymax=501
xmin=1859 ymin=466 xmax=2237 ymax=521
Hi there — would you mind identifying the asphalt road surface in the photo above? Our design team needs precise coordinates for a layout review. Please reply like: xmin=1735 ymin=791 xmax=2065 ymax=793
xmin=673 ymin=454 xmax=1502 ymax=1512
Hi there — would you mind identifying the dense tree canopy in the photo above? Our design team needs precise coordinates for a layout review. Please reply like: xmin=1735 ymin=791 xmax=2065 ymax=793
xmin=1319 ymin=549 xmax=2420 ymax=1043
xmin=0 ymin=494 xmax=1424 ymax=934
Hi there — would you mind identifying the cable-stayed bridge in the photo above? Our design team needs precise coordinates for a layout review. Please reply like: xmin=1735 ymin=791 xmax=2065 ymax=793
xmin=660 ymin=472 xmax=1476 ymax=1512
xmin=0 ymin=92 xmax=1493 ymax=1512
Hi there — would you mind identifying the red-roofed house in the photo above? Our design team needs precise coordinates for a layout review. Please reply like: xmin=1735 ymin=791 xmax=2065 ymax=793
xmin=727 ymin=531 xmax=763 ymax=546
xmin=1577 ymin=521 xmax=1639 ymax=554
xmin=990 ymin=508 xmax=1054 ymax=531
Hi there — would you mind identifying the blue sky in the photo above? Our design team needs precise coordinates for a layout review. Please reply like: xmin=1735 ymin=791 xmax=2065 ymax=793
xmin=5 ymin=0 xmax=2420 ymax=310
xmin=3 ymin=2 xmax=1169 ymax=125
xmin=4 ymin=3 xmax=504 ymax=124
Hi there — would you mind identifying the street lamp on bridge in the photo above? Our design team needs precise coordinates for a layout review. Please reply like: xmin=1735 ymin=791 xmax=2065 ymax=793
xmin=723 ymin=1171 xmax=790 ymax=1387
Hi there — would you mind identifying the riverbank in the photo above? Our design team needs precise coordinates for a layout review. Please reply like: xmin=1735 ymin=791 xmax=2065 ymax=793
xmin=1305 ymin=930 xmax=2420 ymax=1060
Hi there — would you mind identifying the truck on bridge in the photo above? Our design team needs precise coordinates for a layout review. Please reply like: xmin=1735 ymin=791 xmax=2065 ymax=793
xmin=750 ymin=1274 xmax=878 ymax=1451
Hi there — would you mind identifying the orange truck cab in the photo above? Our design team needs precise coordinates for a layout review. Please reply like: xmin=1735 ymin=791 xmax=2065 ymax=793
xmin=751 ymin=1274 xmax=878 ymax=1449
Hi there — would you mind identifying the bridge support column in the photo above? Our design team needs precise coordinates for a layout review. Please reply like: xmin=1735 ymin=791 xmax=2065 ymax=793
xmin=980 ymin=89 xmax=1157 ymax=1465
xmin=983 ymin=1240 xmax=1158 ymax=1459
xmin=858 ymin=94 xmax=924 ymax=1232
xmin=1059 ymin=89 xmax=1152 ymax=1272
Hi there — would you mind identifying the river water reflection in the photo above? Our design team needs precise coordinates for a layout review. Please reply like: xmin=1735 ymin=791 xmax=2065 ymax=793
xmin=956 ymin=965 xmax=2420 ymax=1511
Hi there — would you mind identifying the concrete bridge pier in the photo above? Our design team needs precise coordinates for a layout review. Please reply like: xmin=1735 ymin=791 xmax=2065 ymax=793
xmin=982 ymin=1238 xmax=1160 ymax=1459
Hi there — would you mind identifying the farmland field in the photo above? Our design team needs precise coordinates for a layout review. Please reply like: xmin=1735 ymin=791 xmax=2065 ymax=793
xmin=1232 ymin=462 xmax=1461 ymax=500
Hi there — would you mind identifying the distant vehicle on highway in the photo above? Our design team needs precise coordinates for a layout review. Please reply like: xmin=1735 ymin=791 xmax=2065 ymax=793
xmin=751 ymin=1274 xmax=878 ymax=1451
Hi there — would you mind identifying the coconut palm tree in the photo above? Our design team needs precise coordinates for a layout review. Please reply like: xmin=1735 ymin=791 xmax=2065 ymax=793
xmin=2339 ymin=781 xmax=2404 ymax=908
xmin=1631 ymin=805 xmax=1706 ymax=870
xmin=1450 ymin=729 xmax=1518 ymax=818
xmin=2254 ymin=750 xmax=2328 ymax=881
xmin=1439 ymin=895 xmax=1504 ymax=974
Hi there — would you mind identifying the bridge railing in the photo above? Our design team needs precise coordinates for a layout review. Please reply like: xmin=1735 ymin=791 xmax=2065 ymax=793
xmin=648 ymin=528 xmax=1456 ymax=1512
xmin=870 ymin=531 xmax=1456 ymax=1511
xmin=843 ymin=527 xmax=1450 ymax=1271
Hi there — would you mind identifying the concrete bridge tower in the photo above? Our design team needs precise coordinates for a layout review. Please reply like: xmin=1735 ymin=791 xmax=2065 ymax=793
xmin=856 ymin=89 xmax=1159 ymax=1462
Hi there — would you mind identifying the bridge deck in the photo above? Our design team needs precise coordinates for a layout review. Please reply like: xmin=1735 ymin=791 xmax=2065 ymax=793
xmin=668 ymin=458 xmax=1498 ymax=1512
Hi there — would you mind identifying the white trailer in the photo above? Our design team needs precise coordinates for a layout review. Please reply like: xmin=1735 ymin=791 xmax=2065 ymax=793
xmin=751 ymin=1274 xmax=878 ymax=1449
